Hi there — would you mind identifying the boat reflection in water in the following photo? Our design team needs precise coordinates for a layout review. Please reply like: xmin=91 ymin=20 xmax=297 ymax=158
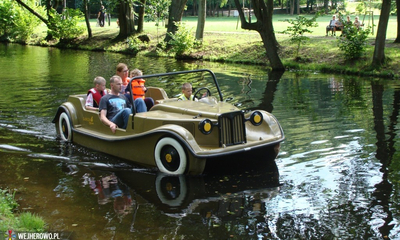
xmin=81 ymin=151 xmax=280 ymax=236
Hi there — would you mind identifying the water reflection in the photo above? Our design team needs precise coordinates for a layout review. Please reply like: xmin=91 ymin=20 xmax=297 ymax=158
xmin=80 ymin=160 xmax=280 ymax=237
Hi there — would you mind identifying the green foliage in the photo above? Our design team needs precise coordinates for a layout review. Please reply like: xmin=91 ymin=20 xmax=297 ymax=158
xmin=356 ymin=2 xmax=366 ymax=14
xmin=127 ymin=36 xmax=142 ymax=52
xmin=145 ymin=0 xmax=170 ymax=23
xmin=0 ymin=189 xmax=46 ymax=232
xmin=0 ymin=189 xmax=17 ymax=217
xmin=338 ymin=23 xmax=371 ymax=60
xmin=280 ymin=13 xmax=320 ymax=59
xmin=17 ymin=212 xmax=46 ymax=232
xmin=0 ymin=0 xmax=41 ymax=43
xmin=48 ymin=8 xmax=85 ymax=41
xmin=167 ymin=22 xmax=200 ymax=56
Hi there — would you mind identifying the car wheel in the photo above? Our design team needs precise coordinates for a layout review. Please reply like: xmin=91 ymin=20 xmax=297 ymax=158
xmin=58 ymin=112 xmax=72 ymax=142
xmin=155 ymin=173 xmax=187 ymax=207
xmin=154 ymin=137 xmax=187 ymax=175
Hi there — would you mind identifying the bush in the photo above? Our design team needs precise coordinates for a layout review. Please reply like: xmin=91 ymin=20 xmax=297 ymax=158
xmin=0 ymin=0 xmax=41 ymax=43
xmin=338 ymin=23 xmax=371 ymax=60
xmin=167 ymin=22 xmax=200 ymax=56
xmin=48 ymin=8 xmax=85 ymax=41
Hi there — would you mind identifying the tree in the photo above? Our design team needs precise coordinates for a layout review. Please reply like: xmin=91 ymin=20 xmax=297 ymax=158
xmin=136 ymin=0 xmax=146 ymax=33
xmin=164 ymin=0 xmax=188 ymax=43
xmin=117 ymin=0 xmax=137 ymax=39
xmin=394 ymin=0 xmax=400 ymax=43
xmin=196 ymin=0 xmax=206 ymax=40
xmin=281 ymin=14 xmax=319 ymax=59
xmin=233 ymin=0 xmax=284 ymax=70
xmin=83 ymin=0 xmax=92 ymax=38
xmin=371 ymin=0 xmax=391 ymax=67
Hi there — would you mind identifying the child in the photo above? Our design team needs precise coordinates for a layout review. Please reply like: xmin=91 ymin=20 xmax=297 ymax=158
xmin=85 ymin=76 xmax=108 ymax=111
xmin=127 ymin=68 xmax=154 ymax=111
xmin=178 ymin=83 xmax=194 ymax=100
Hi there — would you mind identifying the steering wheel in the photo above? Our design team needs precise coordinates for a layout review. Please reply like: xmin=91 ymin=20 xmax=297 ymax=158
xmin=193 ymin=87 xmax=211 ymax=101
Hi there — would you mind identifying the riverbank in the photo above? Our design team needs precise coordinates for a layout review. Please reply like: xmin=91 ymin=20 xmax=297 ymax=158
xmin=0 ymin=188 xmax=46 ymax=232
xmin=23 ymin=16 xmax=400 ymax=79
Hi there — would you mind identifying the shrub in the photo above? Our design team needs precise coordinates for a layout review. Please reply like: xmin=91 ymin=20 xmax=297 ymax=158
xmin=48 ymin=8 xmax=85 ymax=41
xmin=127 ymin=36 xmax=142 ymax=53
xmin=167 ymin=22 xmax=200 ymax=56
xmin=0 ymin=0 xmax=41 ymax=43
xmin=338 ymin=23 xmax=371 ymax=60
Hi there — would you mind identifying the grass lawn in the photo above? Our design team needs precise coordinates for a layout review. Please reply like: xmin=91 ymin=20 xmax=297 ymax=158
xmin=31 ymin=11 xmax=399 ymax=78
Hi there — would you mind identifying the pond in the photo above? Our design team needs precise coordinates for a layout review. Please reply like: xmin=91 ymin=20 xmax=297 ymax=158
xmin=0 ymin=43 xmax=399 ymax=239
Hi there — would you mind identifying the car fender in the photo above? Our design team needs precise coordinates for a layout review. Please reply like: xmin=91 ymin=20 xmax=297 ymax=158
xmin=152 ymin=124 xmax=203 ymax=157
xmin=52 ymin=102 xmax=79 ymax=127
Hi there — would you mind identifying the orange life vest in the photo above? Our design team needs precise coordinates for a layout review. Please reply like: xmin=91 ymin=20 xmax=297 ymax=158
xmin=131 ymin=79 xmax=146 ymax=100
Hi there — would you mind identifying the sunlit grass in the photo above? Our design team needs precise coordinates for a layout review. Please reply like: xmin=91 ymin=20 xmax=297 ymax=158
xmin=0 ymin=189 xmax=46 ymax=232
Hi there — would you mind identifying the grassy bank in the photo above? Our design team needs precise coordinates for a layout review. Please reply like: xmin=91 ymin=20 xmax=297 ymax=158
xmin=0 ymin=189 xmax=46 ymax=232
xmin=28 ymin=14 xmax=400 ymax=79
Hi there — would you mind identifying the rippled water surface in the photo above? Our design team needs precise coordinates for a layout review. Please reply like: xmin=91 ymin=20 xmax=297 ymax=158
xmin=0 ymin=43 xmax=399 ymax=239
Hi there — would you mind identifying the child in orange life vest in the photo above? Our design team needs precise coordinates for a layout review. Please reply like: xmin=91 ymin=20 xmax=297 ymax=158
xmin=85 ymin=76 xmax=108 ymax=111
xmin=127 ymin=69 xmax=154 ymax=111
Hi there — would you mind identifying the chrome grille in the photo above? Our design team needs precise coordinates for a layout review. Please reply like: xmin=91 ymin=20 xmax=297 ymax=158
xmin=218 ymin=111 xmax=246 ymax=146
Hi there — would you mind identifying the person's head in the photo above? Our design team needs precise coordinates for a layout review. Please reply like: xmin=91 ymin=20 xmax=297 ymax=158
xmin=116 ymin=63 xmax=129 ymax=80
xmin=332 ymin=15 xmax=336 ymax=19
xmin=347 ymin=16 xmax=350 ymax=21
xmin=355 ymin=16 xmax=359 ymax=21
xmin=101 ymin=5 xmax=104 ymax=9
xmin=130 ymin=69 xmax=143 ymax=78
xmin=93 ymin=76 xmax=106 ymax=92
xmin=181 ymin=83 xmax=192 ymax=99
xmin=110 ymin=75 xmax=122 ymax=94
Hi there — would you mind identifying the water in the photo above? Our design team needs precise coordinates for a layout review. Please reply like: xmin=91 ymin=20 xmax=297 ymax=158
xmin=0 ymin=43 xmax=399 ymax=239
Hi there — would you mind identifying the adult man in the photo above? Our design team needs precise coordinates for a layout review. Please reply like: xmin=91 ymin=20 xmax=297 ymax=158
xmin=98 ymin=5 xmax=106 ymax=27
xmin=99 ymin=75 xmax=132 ymax=133
xmin=326 ymin=15 xmax=338 ymax=36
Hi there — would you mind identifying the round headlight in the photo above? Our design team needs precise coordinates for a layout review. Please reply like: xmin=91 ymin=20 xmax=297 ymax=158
xmin=249 ymin=111 xmax=263 ymax=126
xmin=198 ymin=119 xmax=213 ymax=135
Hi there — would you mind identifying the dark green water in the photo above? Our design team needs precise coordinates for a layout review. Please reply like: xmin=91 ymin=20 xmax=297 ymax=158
xmin=0 ymin=43 xmax=399 ymax=239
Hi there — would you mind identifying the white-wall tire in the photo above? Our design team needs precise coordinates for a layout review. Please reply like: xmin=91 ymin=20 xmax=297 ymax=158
xmin=154 ymin=137 xmax=187 ymax=175
xmin=58 ymin=112 xmax=72 ymax=142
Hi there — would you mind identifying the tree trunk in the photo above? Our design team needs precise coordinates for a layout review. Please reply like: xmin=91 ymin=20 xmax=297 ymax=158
xmin=233 ymin=0 xmax=284 ymax=71
xmin=290 ymin=0 xmax=294 ymax=15
xmin=83 ymin=0 xmax=92 ymax=38
xmin=164 ymin=0 xmax=188 ymax=43
xmin=296 ymin=0 xmax=300 ymax=14
xmin=117 ymin=0 xmax=137 ymax=39
xmin=324 ymin=0 xmax=329 ymax=13
xmin=394 ymin=0 xmax=400 ymax=43
xmin=137 ymin=0 xmax=146 ymax=33
xmin=196 ymin=0 xmax=206 ymax=40
xmin=371 ymin=0 xmax=391 ymax=67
